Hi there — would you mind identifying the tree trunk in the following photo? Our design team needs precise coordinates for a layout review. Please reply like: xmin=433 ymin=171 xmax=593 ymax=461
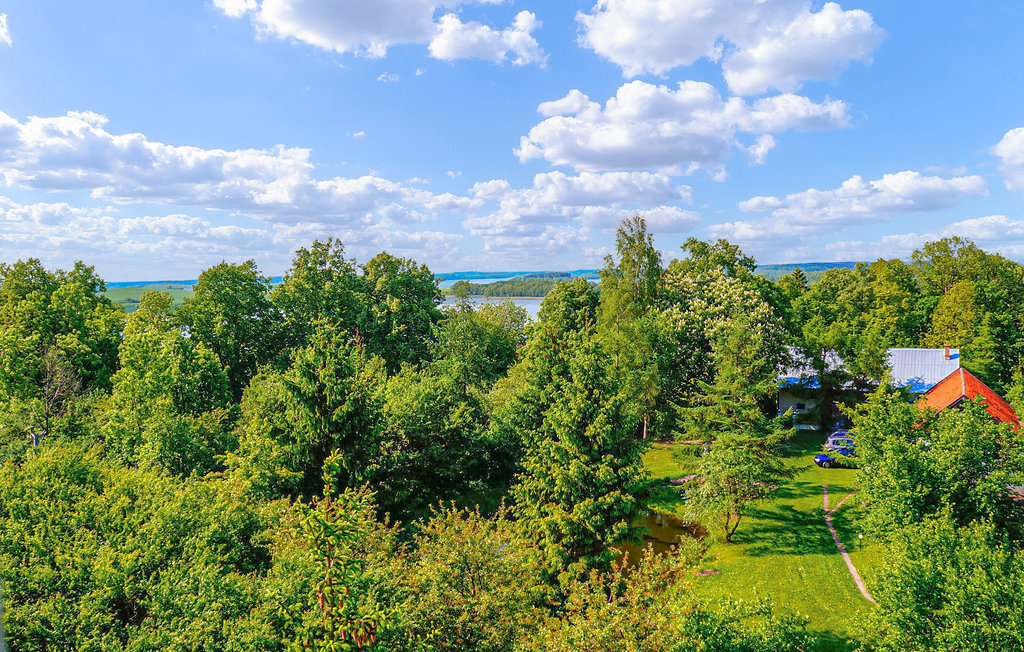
xmin=725 ymin=506 xmax=742 ymax=542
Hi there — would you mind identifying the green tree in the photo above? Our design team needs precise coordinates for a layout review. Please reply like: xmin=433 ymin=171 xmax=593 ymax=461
xmin=912 ymin=236 xmax=989 ymax=295
xmin=680 ymin=319 xmax=792 ymax=442
xmin=1005 ymin=363 xmax=1024 ymax=418
xmin=430 ymin=299 xmax=527 ymax=389
xmin=851 ymin=384 xmax=1024 ymax=540
xmin=867 ymin=515 xmax=1024 ymax=652
xmin=486 ymin=278 xmax=602 ymax=487
xmin=523 ymin=547 xmax=808 ymax=651
xmin=272 ymin=239 xmax=368 ymax=351
xmin=512 ymin=332 xmax=647 ymax=587
xmin=103 ymin=291 xmax=232 ymax=476
xmin=675 ymin=237 xmax=757 ymax=279
xmin=225 ymin=320 xmax=388 ymax=502
xmin=681 ymin=321 xmax=795 ymax=542
xmin=361 ymin=252 xmax=443 ymax=373
xmin=175 ymin=260 xmax=284 ymax=399
xmin=292 ymin=452 xmax=404 ymax=651
xmin=774 ymin=267 xmax=808 ymax=337
xmin=0 ymin=259 xmax=123 ymax=458
xmin=375 ymin=365 xmax=491 ymax=521
xmin=399 ymin=504 xmax=549 ymax=651
xmin=689 ymin=440 xmax=789 ymax=543
xmin=866 ymin=258 xmax=924 ymax=346
xmin=598 ymin=215 xmax=662 ymax=346
xmin=925 ymin=279 xmax=978 ymax=349
xmin=531 ymin=277 xmax=599 ymax=336
xmin=598 ymin=216 xmax=674 ymax=439
xmin=659 ymin=263 xmax=787 ymax=412
xmin=0 ymin=445 xmax=276 ymax=652
xmin=280 ymin=321 xmax=388 ymax=499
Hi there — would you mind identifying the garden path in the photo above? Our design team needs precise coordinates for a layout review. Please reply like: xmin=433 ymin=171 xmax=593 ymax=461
xmin=822 ymin=485 xmax=875 ymax=604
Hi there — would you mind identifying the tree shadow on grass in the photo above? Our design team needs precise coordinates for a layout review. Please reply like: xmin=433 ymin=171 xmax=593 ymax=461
xmin=767 ymin=479 xmax=822 ymax=502
xmin=735 ymin=503 xmax=837 ymax=557
xmin=806 ymin=630 xmax=863 ymax=652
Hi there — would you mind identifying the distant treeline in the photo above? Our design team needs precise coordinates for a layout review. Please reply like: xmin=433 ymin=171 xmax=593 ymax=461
xmin=449 ymin=277 xmax=592 ymax=297
xmin=446 ymin=264 xmax=856 ymax=297
xmin=436 ymin=269 xmax=598 ymax=283
xmin=754 ymin=261 xmax=856 ymax=283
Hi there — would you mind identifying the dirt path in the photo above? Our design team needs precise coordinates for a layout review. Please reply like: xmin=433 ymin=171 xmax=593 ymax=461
xmin=822 ymin=485 xmax=876 ymax=604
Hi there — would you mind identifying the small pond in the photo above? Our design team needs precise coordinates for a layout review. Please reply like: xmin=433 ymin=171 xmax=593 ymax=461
xmin=616 ymin=511 xmax=706 ymax=565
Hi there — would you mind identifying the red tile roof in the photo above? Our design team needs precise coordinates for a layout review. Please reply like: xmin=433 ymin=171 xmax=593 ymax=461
xmin=921 ymin=368 xmax=1020 ymax=427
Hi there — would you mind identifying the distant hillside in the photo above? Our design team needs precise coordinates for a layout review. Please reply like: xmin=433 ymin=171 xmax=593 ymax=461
xmin=440 ymin=264 xmax=856 ymax=286
xmin=103 ymin=264 xmax=856 ymax=311
xmin=104 ymin=282 xmax=196 ymax=313
xmin=755 ymin=262 xmax=858 ymax=283
xmin=447 ymin=273 xmax=599 ymax=298
xmin=106 ymin=276 xmax=284 ymax=288
xmin=103 ymin=277 xmax=285 ymax=313
xmin=436 ymin=270 xmax=598 ymax=283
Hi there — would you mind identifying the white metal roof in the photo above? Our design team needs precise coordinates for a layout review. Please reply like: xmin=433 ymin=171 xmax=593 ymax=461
xmin=886 ymin=348 xmax=961 ymax=393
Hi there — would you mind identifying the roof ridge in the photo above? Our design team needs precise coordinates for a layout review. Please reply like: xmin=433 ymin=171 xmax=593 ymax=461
xmin=924 ymin=367 xmax=1020 ymax=427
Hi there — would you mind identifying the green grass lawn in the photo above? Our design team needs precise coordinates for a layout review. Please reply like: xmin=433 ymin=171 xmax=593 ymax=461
xmin=103 ymin=283 xmax=195 ymax=313
xmin=643 ymin=432 xmax=884 ymax=652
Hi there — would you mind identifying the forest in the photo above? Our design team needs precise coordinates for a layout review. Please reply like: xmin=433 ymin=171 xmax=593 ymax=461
xmin=1 ymin=217 xmax=1023 ymax=651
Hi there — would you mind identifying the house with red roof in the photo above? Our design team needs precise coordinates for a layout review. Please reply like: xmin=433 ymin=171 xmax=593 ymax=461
xmin=920 ymin=368 xmax=1020 ymax=427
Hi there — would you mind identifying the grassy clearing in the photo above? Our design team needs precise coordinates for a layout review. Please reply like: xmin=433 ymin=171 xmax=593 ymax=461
xmin=643 ymin=432 xmax=884 ymax=652
xmin=643 ymin=441 xmax=700 ymax=481
xmin=104 ymin=283 xmax=195 ymax=313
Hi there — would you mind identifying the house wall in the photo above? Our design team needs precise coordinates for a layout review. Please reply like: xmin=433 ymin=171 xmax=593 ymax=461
xmin=778 ymin=389 xmax=820 ymax=430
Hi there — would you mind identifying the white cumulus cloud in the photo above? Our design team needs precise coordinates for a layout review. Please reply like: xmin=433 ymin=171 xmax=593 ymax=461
xmin=709 ymin=170 xmax=988 ymax=249
xmin=429 ymin=11 xmax=545 ymax=65
xmin=212 ymin=0 xmax=257 ymax=18
xmin=0 ymin=194 xmax=467 ymax=279
xmin=578 ymin=0 xmax=884 ymax=95
xmin=214 ymin=0 xmax=545 ymax=65
xmin=722 ymin=3 xmax=884 ymax=95
xmin=993 ymin=127 xmax=1024 ymax=192
xmin=824 ymin=215 xmax=1024 ymax=262
xmin=0 ymin=109 xmax=474 ymax=224
xmin=737 ymin=171 xmax=988 ymax=224
xmin=462 ymin=170 xmax=699 ymax=264
xmin=516 ymin=81 xmax=849 ymax=178
xmin=0 ymin=14 xmax=11 ymax=47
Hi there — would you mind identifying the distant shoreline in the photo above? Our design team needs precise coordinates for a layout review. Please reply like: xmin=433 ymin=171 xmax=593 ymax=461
xmin=447 ymin=295 xmax=546 ymax=300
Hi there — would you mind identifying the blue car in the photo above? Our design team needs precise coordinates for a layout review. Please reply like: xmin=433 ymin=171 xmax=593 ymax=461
xmin=815 ymin=430 xmax=856 ymax=468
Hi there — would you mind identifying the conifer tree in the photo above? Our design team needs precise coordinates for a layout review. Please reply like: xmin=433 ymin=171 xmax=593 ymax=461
xmin=681 ymin=320 xmax=795 ymax=542
xmin=512 ymin=332 xmax=647 ymax=587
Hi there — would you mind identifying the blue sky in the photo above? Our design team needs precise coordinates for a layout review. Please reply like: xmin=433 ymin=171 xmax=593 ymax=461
xmin=1 ymin=1 xmax=1023 ymax=279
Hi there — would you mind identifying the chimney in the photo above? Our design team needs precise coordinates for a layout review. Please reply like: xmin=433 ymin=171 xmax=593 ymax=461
xmin=944 ymin=344 xmax=951 ymax=360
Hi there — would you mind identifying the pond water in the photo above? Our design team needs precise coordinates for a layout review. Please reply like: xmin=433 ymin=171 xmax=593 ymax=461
xmin=616 ymin=512 xmax=706 ymax=565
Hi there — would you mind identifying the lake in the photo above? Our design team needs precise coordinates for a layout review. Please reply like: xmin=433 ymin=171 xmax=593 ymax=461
xmin=441 ymin=295 xmax=542 ymax=319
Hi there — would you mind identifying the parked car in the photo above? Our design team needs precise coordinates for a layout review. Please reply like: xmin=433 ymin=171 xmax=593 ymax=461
xmin=824 ymin=430 xmax=855 ymax=452
xmin=816 ymin=430 xmax=856 ymax=468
